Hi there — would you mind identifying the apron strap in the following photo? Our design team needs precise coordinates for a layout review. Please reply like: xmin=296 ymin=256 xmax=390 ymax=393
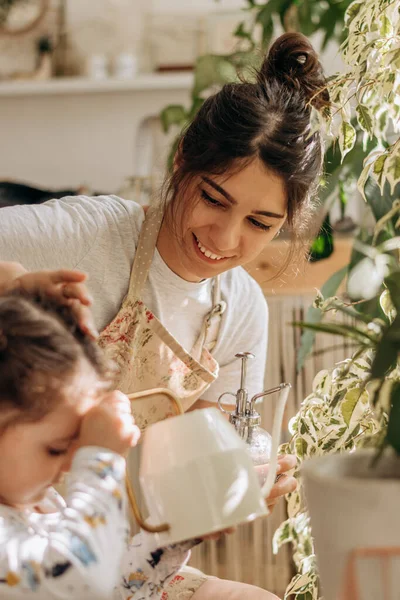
xmin=126 ymin=204 xmax=164 ymax=301
xmin=127 ymin=205 xmax=226 ymax=359
xmin=191 ymin=276 xmax=226 ymax=360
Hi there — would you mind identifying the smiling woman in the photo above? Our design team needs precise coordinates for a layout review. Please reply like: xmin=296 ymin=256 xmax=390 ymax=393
xmin=157 ymin=161 xmax=287 ymax=282
xmin=0 ymin=31 xmax=328 ymax=600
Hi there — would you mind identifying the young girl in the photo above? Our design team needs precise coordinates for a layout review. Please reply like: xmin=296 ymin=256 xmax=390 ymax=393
xmin=0 ymin=274 xmax=195 ymax=599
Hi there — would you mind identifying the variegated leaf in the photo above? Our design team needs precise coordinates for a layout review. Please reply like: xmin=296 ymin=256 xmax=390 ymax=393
xmin=386 ymin=151 xmax=400 ymax=193
xmin=357 ymin=160 xmax=372 ymax=202
xmin=341 ymin=388 xmax=363 ymax=426
xmin=371 ymin=152 xmax=388 ymax=193
xmin=344 ymin=0 xmax=364 ymax=28
xmin=356 ymin=104 xmax=374 ymax=135
xmin=339 ymin=121 xmax=356 ymax=161
xmin=380 ymin=13 xmax=392 ymax=36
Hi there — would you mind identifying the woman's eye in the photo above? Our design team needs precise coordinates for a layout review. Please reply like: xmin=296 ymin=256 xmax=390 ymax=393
xmin=47 ymin=448 xmax=68 ymax=457
xmin=248 ymin=218 xmax=272 ymax=232
xmin=201 ymin=190 xmax=224 ymax=208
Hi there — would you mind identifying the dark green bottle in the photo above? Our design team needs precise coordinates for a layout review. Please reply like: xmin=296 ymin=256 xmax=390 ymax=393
xmin=308 ymin=214 xmax=334 ymax=262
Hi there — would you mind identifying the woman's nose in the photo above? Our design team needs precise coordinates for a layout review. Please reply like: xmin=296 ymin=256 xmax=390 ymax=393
xmin=211 ymin=217 xmax=241 ymax=254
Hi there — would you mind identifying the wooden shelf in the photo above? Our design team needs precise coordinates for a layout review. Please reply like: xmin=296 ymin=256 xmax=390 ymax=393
xmin=0 ymin=72 xmax=194 ymax=97
xmin=245 ymin=236 xmax=353 ymax=296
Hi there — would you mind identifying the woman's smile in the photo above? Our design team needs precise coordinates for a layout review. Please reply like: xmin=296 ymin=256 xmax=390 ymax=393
xmin=192 ymin=234 xmax=231 ymax=264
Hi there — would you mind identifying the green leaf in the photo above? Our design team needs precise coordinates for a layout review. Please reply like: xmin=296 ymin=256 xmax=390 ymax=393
xmin=286 ymin=572 xmax=314 ymax=594
xmin=364 ymin=179 xmax=400 ymax=223
xmin=188 ymin=96 xmax=204 ymax=120
xmin=193 ymin=55 xmax=238 ymax=98
xmin=293 ymin=320 xmax=375 ymax=345
xmin=320 ymin=7 xmax=339 ymax=50
xmin=372 ymin=154 xmax=388 ymax=193
xmin=259 ymin=17 xmax=274 ymax=48
xmin=380 ymin=13 xmax=392 ymax=36
xmin=255 ymin=1 xmax=278 ymax=47
xmin=344 ymin=1 xmax=363 ymax=27
xmin=391 ymin=48 xmax=400 ymax=70
xmin=272 ymin=520 xmax=292 ymax=553
xmin=296 ymin=267 xmax=348 ymax=373
xmin=341 ymin=388 xmax=362 ymax=426
xmin=322 ymin=438 xmax=338 ymax=452
xmin=386 ymin=381 xmax=400 ymax=454
xmin=370 ymin=319 xmax=400 ymax=378
xmin=384 ymin=272 xmax=400 ymax=313
xmin=160 ymin=105 xmax=187 ymax=134
xmin=380 ymin=288 xmax=396 ymax=322
xmin=386 ymin=152 xmax=400 ymax=195
xmin=296 ymin=593 xmax=313 ymax=600
xmin=233 ymin=22 xmax=253 ymax=43
xmin=339 ymin=121 xmax=357 ymax=162
xmin=255 ymin=0 xmax=279 ymax=28
xmin=229 ymin=50 xmax=261 ymax=77
xmin=295 ymin=437 xmax=308 ymax=459
xmin=377 ymin=110 xmax=388 ymax=136
xmin=356 ymin=104 xmax=374 ymax=136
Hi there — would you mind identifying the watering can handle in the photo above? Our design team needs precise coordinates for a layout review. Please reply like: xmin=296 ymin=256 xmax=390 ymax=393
xmin=260 ymin=383 xmax=291 ymax=499
xmin=126 ymin=388 xmax=184 ymax=533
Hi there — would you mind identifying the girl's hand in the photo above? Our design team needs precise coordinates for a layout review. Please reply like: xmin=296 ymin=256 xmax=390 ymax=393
xmin=3 ymin=267 xmax=98 ymax=339
xmin=79 ymin=391 xmax=141 ymax=456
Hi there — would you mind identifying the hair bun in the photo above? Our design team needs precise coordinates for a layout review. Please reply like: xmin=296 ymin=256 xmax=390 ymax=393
xmin=259 ymin=32 xmax=330 ymax=112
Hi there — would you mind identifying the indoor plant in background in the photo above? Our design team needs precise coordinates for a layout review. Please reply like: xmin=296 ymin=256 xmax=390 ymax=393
xmin=272 ymin=1 xmax=400 ymax=598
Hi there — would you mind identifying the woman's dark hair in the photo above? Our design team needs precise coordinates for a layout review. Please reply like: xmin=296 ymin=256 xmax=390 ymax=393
xmin=0 ymin=292 xmax=111 ymax=423
xmin=163 ymin=32 xmax=330 ymax=253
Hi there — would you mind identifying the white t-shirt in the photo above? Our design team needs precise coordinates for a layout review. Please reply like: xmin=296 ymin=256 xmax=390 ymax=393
xmin=0 ymin=195 xmax=268 ymax=403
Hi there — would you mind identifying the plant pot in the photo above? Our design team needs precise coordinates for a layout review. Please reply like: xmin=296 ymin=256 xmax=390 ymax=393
xmin=302 ymin=450 xmax=400 ymax=600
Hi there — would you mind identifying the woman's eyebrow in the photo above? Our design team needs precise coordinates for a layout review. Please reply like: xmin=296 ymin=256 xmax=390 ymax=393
xmin=201 ymin=176 xmax=285 ymax=219
xmin=202 ymin=176 xmax=236 ymax=204
xmin=252 ymin=209 xmax=285 ymax=219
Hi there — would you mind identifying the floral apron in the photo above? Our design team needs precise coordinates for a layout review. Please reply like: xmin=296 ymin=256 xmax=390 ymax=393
xmin=98 ymin=204 xmax=225 ymax=598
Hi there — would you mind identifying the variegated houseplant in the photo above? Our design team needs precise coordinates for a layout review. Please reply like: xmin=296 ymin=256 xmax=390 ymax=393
xmin=273 ymin=1 xmax=400 ymax=598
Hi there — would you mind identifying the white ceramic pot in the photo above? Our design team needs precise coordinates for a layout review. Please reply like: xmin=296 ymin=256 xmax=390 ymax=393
xmin=302 ymin=450 xmax=400 ymax=600
xmin=139 ymin=408 xmax=268 ymax=546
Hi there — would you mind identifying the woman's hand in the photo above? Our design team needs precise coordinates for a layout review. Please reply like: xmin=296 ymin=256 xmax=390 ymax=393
xmin=261 ymin=454 xmax=297 ymax=512
xmin=0 ymin=265 xmax=98 ymax=338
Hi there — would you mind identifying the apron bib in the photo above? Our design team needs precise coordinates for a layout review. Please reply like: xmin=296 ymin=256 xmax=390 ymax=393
xmin=98 ymin=204 xmax=225 ymax=431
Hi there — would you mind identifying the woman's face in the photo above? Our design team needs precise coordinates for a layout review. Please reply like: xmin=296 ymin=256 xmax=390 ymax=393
xmin=159 ymin=159 xmax=287 ymax=282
